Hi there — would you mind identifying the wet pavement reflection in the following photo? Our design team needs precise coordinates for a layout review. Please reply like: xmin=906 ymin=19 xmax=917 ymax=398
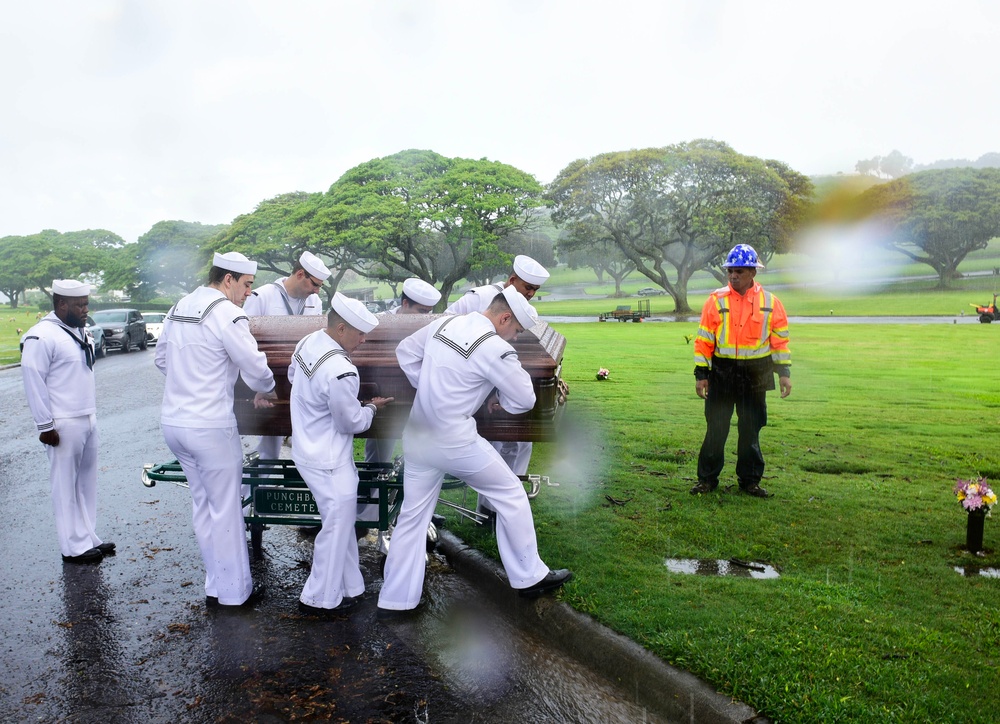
xmin=0 ymin=356 xmax=668 ymax=723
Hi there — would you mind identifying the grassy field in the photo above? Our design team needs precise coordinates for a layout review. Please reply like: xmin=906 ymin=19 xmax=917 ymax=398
xmin=5 ymin=271 xmax=1000 ymax=720
xmin=444 ymin=321 xmax=1000 ymax=723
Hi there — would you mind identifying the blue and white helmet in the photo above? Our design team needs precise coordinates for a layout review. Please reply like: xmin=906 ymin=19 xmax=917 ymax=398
xmin=722 ymin=244 xmax=765 ymax=269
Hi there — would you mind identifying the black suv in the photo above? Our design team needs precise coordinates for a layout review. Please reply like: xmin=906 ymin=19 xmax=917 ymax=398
xmin=90 ymin=308 xmax=148 ymax=353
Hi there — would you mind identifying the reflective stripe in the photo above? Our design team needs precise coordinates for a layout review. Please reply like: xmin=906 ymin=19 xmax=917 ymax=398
xmin=694 ymin=355 xmax=710 ymax=366
xmin=714 ymin=345 xmax=773 ymax=360
xmin=758 ymin=291 xmax=773 ymax=346
xmin=696 ymin=329 xmax=715 ymax=343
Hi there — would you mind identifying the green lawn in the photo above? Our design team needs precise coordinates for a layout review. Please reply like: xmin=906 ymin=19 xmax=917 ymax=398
xmin=6 ymin=276 xmax=1000 ymax=720
xmin=445 ymin=321 xmax=1000 ymax=723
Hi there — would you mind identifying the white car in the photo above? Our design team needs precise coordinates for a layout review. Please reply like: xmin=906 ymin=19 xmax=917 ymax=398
xmin=142 ymin=312 xmax=168 ymax=344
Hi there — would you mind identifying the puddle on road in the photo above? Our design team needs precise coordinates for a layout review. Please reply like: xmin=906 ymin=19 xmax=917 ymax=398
xmin=953 ymin=566 xmax=1000 ymax=578
xmin=665 ymin=558 xmax=780 ymax=579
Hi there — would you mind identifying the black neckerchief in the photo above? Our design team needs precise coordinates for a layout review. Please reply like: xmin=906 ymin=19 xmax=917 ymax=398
xmin=57 ymin=324 xmax=94 ymax=370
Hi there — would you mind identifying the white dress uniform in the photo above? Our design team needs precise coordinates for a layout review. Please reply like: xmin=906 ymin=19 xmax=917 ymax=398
xmin=155 ymin=285 xmax=275 ymax=606
xmin=20 ymin=314 xmax=103 ymax=557
xmin=243 ymin=279 xmax=324 ymax=317
xmin=445 ymin=283 xmax=534 ymax=475
xmin=243 ymin=278 xmax=323 ymax=461
xmin=290 ymin=329 xmax=377 ymax=609
xmin=378 ymin=312 xmax=551 ymax=611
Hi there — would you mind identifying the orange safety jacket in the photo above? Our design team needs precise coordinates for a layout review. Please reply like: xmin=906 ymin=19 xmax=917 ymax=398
xmin=694 ymin=281 xmax=791 ymax=376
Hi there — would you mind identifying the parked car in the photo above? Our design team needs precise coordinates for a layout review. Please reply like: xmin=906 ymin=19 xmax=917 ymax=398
xmin=85 ymin=316 xmax=107 ymax=359
xmin=90 ymin=308 xmax=147 ymax=353
xmin=637 ymin=287 xmax=664 ymax=296
xmin=143 ymin=312 xmax=168 ymax=344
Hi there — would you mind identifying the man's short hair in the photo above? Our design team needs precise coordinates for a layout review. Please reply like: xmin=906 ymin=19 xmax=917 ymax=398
xmin=208 ymin=265 xmax=250 ymax=285
xmin=485 ymin=292 xmax=514 ymax=317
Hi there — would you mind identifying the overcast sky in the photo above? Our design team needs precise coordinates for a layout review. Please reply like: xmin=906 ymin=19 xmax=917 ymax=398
xmin=3 ymin=0 xmax=998 ymax=243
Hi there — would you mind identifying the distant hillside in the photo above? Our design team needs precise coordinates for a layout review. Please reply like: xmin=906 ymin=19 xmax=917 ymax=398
xmin=912 ymin=152 xmax=1000 ymax=172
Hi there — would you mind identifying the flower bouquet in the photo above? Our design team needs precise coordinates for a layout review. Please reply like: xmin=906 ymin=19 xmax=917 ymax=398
xmin=596 ymin=367 xmax=609 ymax=381
xmin=954 ymin=476 xmax=997 ymax=513
xmin=954 ymin=476 xmax=996 ymax=554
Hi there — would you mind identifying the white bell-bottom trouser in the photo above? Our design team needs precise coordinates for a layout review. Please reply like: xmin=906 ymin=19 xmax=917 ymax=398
xmin=357 ymin=437 xmax=397 ymax=522
xmin=479 ymin=440 xmax=534 ymax=514
xmin=298 ymin=462 xmax=366 ymax=609
xmin=491 ymin=440 xmax=533 ymax=476
xmin=46 ymin=414 xmax=102 ymax=557
xmin=378 ymin=434 xmax=549 ymax=611
xmin=163 ymin=425 xmax=252 ymax=605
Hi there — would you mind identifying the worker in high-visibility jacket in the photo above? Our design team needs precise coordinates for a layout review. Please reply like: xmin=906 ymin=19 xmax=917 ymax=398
xmin=691 ymin=244 xmax=791 ymax=498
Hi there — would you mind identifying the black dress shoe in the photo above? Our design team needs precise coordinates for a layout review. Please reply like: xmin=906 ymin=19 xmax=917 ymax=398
xmin=518 ymin=569 xmax=573 ymax=599
xmin=96 ymin=541 xmax=116 ymax=554
xmin=62 ymin=548 xmax=103 ymax=564
xmin=376 ymin=604 xmax=421 ymax=621
xmin=208 ymin=585 xmax=265 ymax=609
xmin=298 ymin=598 xmax=356 ymax=617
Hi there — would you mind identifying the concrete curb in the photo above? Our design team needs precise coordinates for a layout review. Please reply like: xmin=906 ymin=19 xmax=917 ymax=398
xmin=436 ymin=530 xmax=768 ymax=724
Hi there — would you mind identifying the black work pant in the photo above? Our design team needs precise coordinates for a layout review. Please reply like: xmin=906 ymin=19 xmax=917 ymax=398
xmin=697 ymin=386 xmax=767 ymax=487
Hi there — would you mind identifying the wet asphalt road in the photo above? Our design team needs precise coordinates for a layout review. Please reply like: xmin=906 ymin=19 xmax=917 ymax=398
xmin=0 ymin=350 xmax=667 ymax=723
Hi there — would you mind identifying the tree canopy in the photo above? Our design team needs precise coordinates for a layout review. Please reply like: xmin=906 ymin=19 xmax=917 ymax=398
xmin=312 ymin=149 xmax=547 ymax=306
xmin=131 ymin=220 xmax=230 ymax=299
xmin=0 ymin=229 xmax=127 ymax=306
xmin=546 ymin=140 xmax=813 ymax=313
xmin=858 ymin=167 xmax=1000 ymax=287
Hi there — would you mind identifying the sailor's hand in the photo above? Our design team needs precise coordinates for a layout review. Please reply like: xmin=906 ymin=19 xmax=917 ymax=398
xmin=369 ymin=396 xmax=394 ymax=410
xmin=39 ymin=429 xmax=59 ymax=447
xmin=253 ymin=390 xmax=278 ymax=409
xmin=486 ymin=394 xmax=503 ymax=414
xmin=557 ymin=379 xmax=570 ymax=405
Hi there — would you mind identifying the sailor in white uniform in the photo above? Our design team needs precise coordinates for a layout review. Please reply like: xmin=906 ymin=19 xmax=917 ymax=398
xmin=243 ymin=250 xmax=330 ymax=463
xmin=445 ymin=256 xmax=550 ymax=509
xmin=290 ymin=293 xmax=393 ymax=616
xmin=362 ymin=279 xmax=441 ymax=461
xmin=377 ymin=285 xmax=572 ymax=616
xmin=360 ymin=278 xmax=442 ymax=530
xmin=155 ymin=251 xmax=277 ymax=608
xmin=21 ymin=279 xmax=113 ymax=564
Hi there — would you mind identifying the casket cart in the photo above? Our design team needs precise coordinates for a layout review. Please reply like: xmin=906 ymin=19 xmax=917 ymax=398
xmin=142 ymin=312 xmax=566 ymax=557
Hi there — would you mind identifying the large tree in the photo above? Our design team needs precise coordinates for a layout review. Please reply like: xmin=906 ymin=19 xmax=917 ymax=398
xmin=0 ymin=235 xmax=39 ymax=307
xmin=555 ymin=219 xmax=636 ymax=296
xmin=858 ymin=167 xmax=1000 ymax=288
xmin=546 ymin=140 xmax=812 ymax=313
xmin=213 ymin=192 xmax=355 ymax=305
xmin=0 ymin=229 xmax=127 ymax=304
xmin=132 ymin=220 xmax=229 ymax=298
xmin=314 ymin=149 xmax=546 ymax=306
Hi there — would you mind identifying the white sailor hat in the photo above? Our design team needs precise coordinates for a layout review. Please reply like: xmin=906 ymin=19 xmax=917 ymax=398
xmin=332 ymin=292 xmax=379 ymax=333
xmin=402 ymin=278 xmax=441 ymax=307
xmin=502 ymin=284 xmax=539 ymax=330
xmin=213 ymin=251 xmax=257 ymax=276
xmin=299 ymin=251 xmax=331 ymax=281
xmin=52 ymin=279 xmax=90 ymax=297
xmin=512 ymin=255 xmax=549 ymax=286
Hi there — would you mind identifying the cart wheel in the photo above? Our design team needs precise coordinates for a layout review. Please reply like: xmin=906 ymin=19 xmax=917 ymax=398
xmin=980 ymin=314 xmax=993 ymax=323
xmin=250 ymin=523 xmax=265 ymax=559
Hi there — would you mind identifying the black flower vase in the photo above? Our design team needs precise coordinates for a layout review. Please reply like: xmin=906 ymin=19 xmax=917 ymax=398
xmin=966 ymin=509 xmax=987 ymax=553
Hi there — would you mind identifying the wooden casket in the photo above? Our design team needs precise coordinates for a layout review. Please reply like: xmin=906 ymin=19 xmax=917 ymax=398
xmin=234 ymin=314 xmax=566 ymax=442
